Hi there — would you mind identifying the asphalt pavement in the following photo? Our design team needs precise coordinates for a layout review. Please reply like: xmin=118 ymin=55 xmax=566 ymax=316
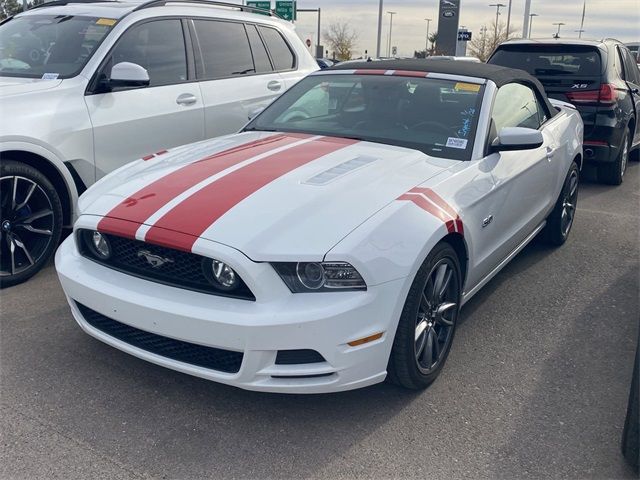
xmin=1 ymin=162 xmax=638 ymax=480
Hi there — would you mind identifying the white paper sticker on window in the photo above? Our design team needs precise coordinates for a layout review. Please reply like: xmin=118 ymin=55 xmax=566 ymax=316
xmin=446 ymin=137 xmax=468 ymax=149
xmin=42 ymin=73 xmax=59 ymax=80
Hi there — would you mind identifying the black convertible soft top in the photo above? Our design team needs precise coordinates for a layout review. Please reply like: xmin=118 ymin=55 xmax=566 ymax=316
xmin=331 ymin=59 xmax=557 ymax=117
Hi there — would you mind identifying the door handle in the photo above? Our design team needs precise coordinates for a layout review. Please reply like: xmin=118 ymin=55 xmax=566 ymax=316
xmin=176 ymin=93 xmax=197 ymax=106
xmin=546 ymin=146 xmax=557 ymax=160
xmin=267 ymin=80 xmax=282 ymax=92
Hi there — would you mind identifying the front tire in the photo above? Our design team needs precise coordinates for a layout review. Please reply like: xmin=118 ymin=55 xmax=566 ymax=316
xmin=0 ymin=161 xmax=63 ymax=288
xmin=387 ymin=242 xmax=462 ymax=390
xmin=598 ymin=129 xmax=630 ymax=185
xmin=542 ymin=160 xmax=579 ymax=246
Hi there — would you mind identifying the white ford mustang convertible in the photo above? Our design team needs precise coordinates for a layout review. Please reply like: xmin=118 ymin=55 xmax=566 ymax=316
xmin=56 ymin=61 xmax=583 ymax=393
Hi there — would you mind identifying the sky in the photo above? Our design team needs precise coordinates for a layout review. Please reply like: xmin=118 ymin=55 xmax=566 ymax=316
xmin=285 ymin=0 xmax=640 ymax=58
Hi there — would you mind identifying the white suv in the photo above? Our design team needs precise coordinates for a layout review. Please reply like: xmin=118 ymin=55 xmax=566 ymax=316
xmin=0 ymin=0 xmax=318 ymax=287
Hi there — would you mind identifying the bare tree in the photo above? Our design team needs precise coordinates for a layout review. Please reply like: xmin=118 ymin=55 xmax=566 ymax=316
xmin=323 ymin=21 xmax=359 ymax=61
xmin=468 ymin=20 xmax=518 ymax=62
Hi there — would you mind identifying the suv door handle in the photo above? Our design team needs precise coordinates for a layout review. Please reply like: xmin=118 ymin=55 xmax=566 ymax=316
xmin=546 ymin=146 xmax=557 ymax=160
xmin=176 ymin=93 xmax=197 ymax=106
xmin=267 ymin=80 xmax=282 ymax=92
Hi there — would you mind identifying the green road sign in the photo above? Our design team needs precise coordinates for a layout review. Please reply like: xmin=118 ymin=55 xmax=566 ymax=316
xmin=246 ymin=1 xmax=271 ymax=15
xmin=275 ymin=0 xmax=296 ymax=21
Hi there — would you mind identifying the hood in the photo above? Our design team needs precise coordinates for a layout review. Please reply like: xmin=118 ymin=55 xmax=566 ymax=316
xmin=0 ymin=76 xmax=63 ymax=97
xmin=84 ymin=132 xmax=455 ymax=260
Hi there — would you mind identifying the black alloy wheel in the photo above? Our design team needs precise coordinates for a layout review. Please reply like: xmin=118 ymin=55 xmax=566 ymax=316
xmin=0 ymin=161 xmax=62 ymax=287
xmin=388 ymin=242 xmax=462 ymax=389
xmin=542 ymin=161 xmax=580 ymax=246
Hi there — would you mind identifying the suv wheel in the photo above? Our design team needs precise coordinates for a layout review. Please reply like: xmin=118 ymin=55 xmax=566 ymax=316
xmin=598 ymin=129 xmax=630 ymax=185
xmin=0 ymin=161 xmax=63 ymax=288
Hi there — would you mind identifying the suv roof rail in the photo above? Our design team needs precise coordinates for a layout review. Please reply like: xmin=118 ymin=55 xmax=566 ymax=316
xmin=132 ymin=0 xmax=281 ymax=17
xmin=29 ymin=0 xmax=120 ymax=9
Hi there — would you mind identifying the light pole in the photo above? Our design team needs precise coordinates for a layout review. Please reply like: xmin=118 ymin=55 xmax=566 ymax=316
xmin=522 ymin=0 xmax=532 ymax=38
xmin=387 ymin=11 xmax=396 ymax=57
xmin=481 ymin=24 xmax=487 ymax=58
xmin=528 ymin=13 xmax=538 ymax=38
xmin=376 ymin=0 xmax=384 ymax=58
xmin=489 ymin=3 xmax=506 ymax=41
xmin=505 ymin=0 xmax=513 ymax=37
xmin=552 ymin=22 xmax=565 ymax=38
xmin=425 ymin=18 xmax=432 ymax=55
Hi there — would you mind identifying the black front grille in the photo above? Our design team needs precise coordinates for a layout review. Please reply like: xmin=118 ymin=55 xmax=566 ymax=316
xmin=275 ymin=349 xmax=326 ymax=365
xmin=77 ymin=230 xmax=254 ymax=300
xmin=76 ymin=303 xmax=243 ymax=374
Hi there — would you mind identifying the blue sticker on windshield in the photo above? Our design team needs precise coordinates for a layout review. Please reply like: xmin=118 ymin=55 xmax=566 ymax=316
xmin=42 ymin=73 xmax=59 ymax=80
xmin=457 ymin=107 xmax=476 ymax=138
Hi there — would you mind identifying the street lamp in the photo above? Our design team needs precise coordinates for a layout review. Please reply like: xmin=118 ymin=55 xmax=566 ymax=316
xmin=489 ymin=3 xmax=506 ymax=40
xmin=528 ymin=13 xmax=538 ymax=38
xmin=505 ymin=0 xmax=513 ymax=37
xmin=425 ymin=18 xmax=432 ymax=55
xmin=387 ymin=11 xmax=397 ymax=57
xmin=552 ymin=22 xmax=565 ymax=38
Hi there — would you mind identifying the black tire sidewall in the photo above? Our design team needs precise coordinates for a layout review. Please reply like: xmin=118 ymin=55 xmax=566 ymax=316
xmin=543 ymin=161 xmax=579 ymax=246
xmin=388 ymin=242 xmax=462 ymax=389
xmin=0 ymin=160 xmax=63 ymax=288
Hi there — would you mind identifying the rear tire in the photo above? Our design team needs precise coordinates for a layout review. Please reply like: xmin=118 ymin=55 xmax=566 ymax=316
xmin=0 ymin=161 xmax=63 ymax=288
xmin=542 ymin=161 xmax=579 ymax=246
xmin=388 ymin=242 xmax=461 ymax=390
xmin=597 ymin=129 xmax=629 ymax=185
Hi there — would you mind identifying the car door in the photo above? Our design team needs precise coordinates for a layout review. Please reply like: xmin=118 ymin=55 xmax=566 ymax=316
xmin=618 ymin=45 xmax=640 ymax=148
xmin=85 ymin=18 xmax=204 ymax=179
xmin=189 ymin=19 xmax=286 ymax=139
xmin=478 ymin=82 xmax=557 ymax=267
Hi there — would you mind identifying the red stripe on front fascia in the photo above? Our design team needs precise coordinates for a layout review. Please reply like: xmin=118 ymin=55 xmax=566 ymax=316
xmin=399 ymin=194 xmax=452 ymax=224
xmin=354 ymin=69 xmax=388 ymax=75
xmin=144 ymin=137 xmax=358 ymax=252
xmin=456 ymin=219 xmax=464 ymax=236
xmin=412 ymin=187 xmax=458 ymax=220
xmin=392 ymin=70 xmax=429 ymax=78
xmin=97 ymin=134 xmax=302 ymax=239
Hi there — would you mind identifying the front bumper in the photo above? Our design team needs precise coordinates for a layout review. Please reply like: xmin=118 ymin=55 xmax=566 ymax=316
xmin=55 ymin=235 xmax=408 ymax=393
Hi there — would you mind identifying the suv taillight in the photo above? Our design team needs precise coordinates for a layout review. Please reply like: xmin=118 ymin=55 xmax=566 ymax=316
xmin=566 ymin=83 xmax=618 ymax=104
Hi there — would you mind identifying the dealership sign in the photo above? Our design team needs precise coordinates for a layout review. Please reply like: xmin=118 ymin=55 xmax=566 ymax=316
xmin=437 ymin=0 xmax=460 ymax=56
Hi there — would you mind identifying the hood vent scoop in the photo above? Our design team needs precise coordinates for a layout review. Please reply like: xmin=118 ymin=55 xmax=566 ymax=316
xmin=304 ymin=155 xmax=378 ymax=186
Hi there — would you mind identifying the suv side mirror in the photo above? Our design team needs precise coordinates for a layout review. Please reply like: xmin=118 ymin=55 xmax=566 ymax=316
xmin=109 ymin=62 xmax=150 ymax=88
xmin=491 ymin=127 xmax=543 ymax=152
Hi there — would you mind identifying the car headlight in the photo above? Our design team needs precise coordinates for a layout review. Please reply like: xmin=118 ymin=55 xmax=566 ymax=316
xmin=82 ymin=230 xmax=112 ymax=260
xmin=203 ymin=259 xmax=240 ymax=291
xmin=271 ymin=262 xmax=366 ymax=292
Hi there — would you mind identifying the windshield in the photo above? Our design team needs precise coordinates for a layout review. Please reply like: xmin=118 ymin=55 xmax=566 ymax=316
xmin=490 ymin=46 xmax=602 ymax=76
xmin=0 ymin=15 xmax=115 ymax=79
xmin=246 ymin=74 xmax=484 ymax=160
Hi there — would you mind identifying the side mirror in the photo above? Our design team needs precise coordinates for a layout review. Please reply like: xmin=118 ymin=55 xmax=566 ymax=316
xmin=109 ymin=62 xmax=150 ymax=88
xmin=491 ymin=127 xmax=543 ymax=152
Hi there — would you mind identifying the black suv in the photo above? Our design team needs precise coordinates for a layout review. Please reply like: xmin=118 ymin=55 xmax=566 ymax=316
xmin=488 ymin=38 xmax=640 ymax=185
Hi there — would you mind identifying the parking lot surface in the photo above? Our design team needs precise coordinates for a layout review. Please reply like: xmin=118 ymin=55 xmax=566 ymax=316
xmin=1 ymin=163 xmax=638 ymax=480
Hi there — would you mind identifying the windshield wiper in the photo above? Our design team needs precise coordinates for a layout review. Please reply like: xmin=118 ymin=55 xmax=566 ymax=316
xmin=233 ymin=68 xmax=256 ymax=75
xmin=243 ymin=127 xmax=277 ymax=132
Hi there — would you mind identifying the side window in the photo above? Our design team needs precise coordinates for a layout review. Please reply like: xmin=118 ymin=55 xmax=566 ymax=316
xmin=258 ymin=26 xmax=295 ymax=71
xmin=245 ymin=24 xmax=273 ymax=74
xmin=193 ymin=20 xmax=255 ymax=78
xmin=110 ymin=20 xmax=187 ymax=87
xmin=492 ymin=83 xmax=541 ymax=132
xmin=620 ymin=47 xmax=640 ymax=84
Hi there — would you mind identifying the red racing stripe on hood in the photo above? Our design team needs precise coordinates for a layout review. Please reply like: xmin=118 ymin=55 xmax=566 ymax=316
xmin=97 ymin=134 xmax=305 ymax=239
xmin=144 ymin=136 xmax=358 ymax=252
